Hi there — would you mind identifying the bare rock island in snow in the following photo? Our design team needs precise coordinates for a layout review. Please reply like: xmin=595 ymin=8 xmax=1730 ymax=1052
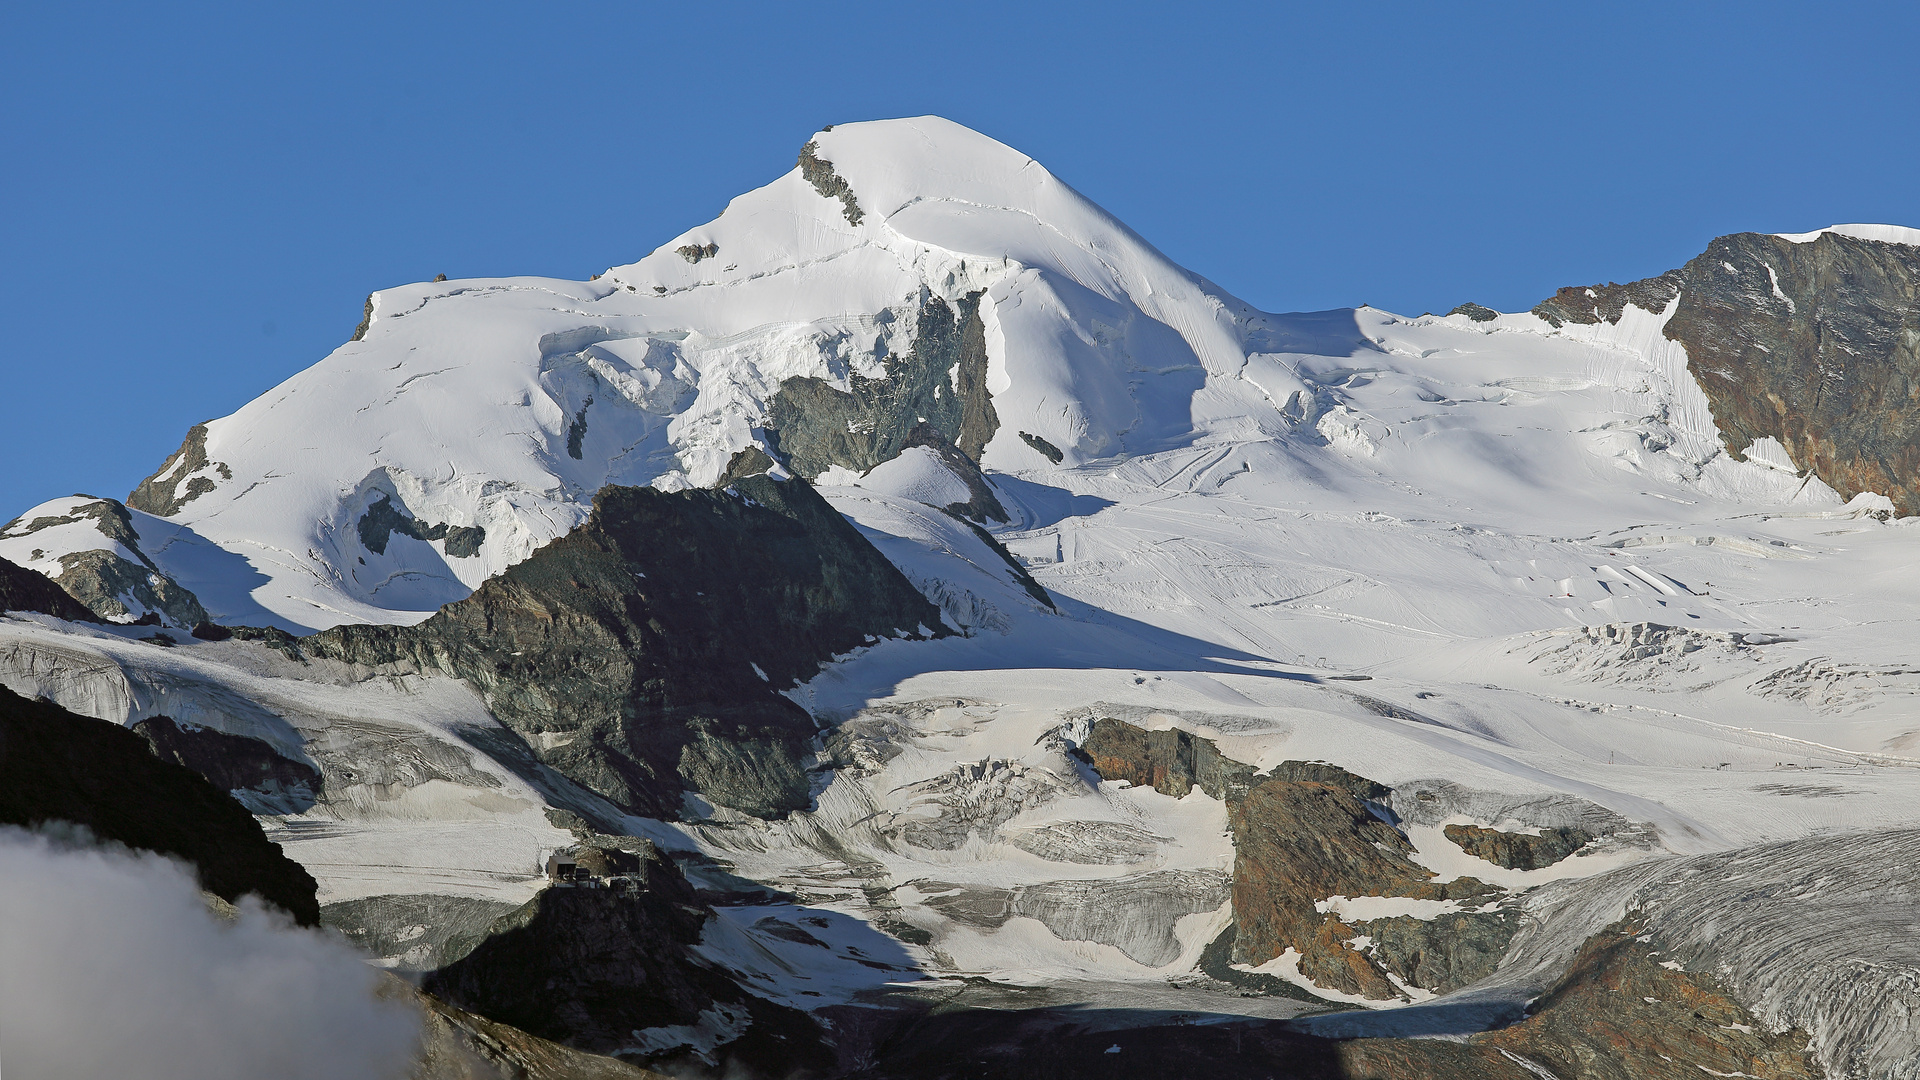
xmin=6 ymin=116 xmax=1920 ymax=1078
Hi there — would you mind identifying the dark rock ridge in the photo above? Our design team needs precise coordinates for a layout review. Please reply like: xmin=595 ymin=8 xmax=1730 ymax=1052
xmin=128 ymin=422 xmax=230 ymax=516
xmin=1536 ymin=229 xmax=1920 ymax=515
xmin=767 ymin=291 xmax=1000 ymax=479
xmin=675 ymin=241 xmax=718 ymax=263
xmin=1 ymin=496 xmax=210 ymax=626
xmin=1445 ymin=822 xmax=1592 ymax=870
xmin=902 ymin=421 xmax=1008 ymax=524
xmin=357 ymin=494 xmax=485 ymax=559
xmin=1018 ymin=430 xmax=1064 ymax=464
xmin=1448 ymin=301 xmax=1499 ymax=322
xmin=0 ymin=683 xmax=319 ymax=925
xmin=424 ymin=844 xmax=830 ymax=1075
xmin=0 ymin=554 xmax=101 ymax=622
xmin=132 ymin=715 xmax=321 ymax=815
xmin=798 ymin=140 xmax=865 ymax=226
xmin=305 ymin=455 xmax=947 ymax=820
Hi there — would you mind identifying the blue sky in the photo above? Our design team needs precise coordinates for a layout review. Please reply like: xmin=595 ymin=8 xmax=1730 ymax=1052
xmin=2 ymin=2 xmax=1915 ymax=515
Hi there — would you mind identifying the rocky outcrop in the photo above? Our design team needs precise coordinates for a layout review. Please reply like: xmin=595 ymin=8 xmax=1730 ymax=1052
xmin=1078 ymin=716 xmax=1258 ymax=800
xmin=1229 ymin=777 xmax=1498 ymax=998
xmin=357 ymin=494 xmax=485 ymax=559
xmin=424 ymin=846 xmax=829 ymax=1075
xmin=1076 ymin=715 xmax=1513 ymax=999
xmin=767 ymin=291 xmax=999 ymax=478
xmin=674 ymin=242 xmax=718 ymax=263
xmin=305 ymin=459 xmax=946 ymax=820
xmin=918 ymin=869 xmax=1230 ymax=967
xmin=797 ymin=140 xmax=865 ymax=226
xmin=1536 ymin=229 xmax=1920 ymax=515
xmin=0 ymin=683 xmax=319 ymax=924
xmin=1017 ymin=431 xmax=1064 ymax=464
xmin=1461 ymin=914 xmax=1821 ymax=1080
xmin=1445 ymin=823 xmax=1592 ymax=870
xmin=0 ymin=555 xmax=100 ymax=622
xmin=128 ymin=423 xmax=230 ymax=516
xmin=132 ymin=715 xmax=321 ymax=815
xmin=902 ymin=422 xmax=1008 ymax=523
xmin=0 ymin=496 xmax=210 ymax=626
xmin=404 ymin=979 xmax=670 ymax=1080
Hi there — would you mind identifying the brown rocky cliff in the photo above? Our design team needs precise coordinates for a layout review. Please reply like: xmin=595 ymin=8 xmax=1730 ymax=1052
xmin=1228 ymin=778 xmax=1494 ymax=999
xmin=1535 ymin=229 xmax=1920 ymax=516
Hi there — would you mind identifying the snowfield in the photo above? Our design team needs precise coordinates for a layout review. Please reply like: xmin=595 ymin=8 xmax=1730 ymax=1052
xmin=5 ymin=115 xmax=1920 ymax=1075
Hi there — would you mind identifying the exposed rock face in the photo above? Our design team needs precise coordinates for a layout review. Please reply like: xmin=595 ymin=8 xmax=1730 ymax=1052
xmin=1228 ymin=777 xmax=1497 ymax=998
xmin=305 ymin=461 xmax=945 ymax=819
xmin=1446 ymin=823 xmax=1593 ymax=870
xmin=674 ymin=241 xmax=718 ymax=263
xmin=902 ymin=422 xmax=1008 ymax=523
xmin=1078 ymin=716 xmax=1258 ymax=800
xmin=132 ymin=714 xmax=321 ymax=815
xmin=1464 ymin=915 xmax=1821 ymax=1080
xmin=0 ymin=555 xmax=100 ymax=622
xmin=797 ymin=140 xmax=865 ymax=225
xmin=1448 ymin=301 xmax=1499 ymax=322
xmin=402 ymin=978 xmax=670 ymax=1080
xmin=0 ymin=684 xmax=319 ymax=924
xmin=1362 ymin=909 xmax=1524 ymax=995
xmin=127 ymin=423 xmax=230 ymax=516
xmin=424 ymin=849 xmax=829 ymax=1076
xmin=358 ymin=495 xmax=486 ymax=559
xmin=767 ymin=292 xmax=999 ymax=478
xmin=1076 ymin=715 xmax=1514 ymax=999
xmin=0 ymin=496 xmax=210 ymax=626
xmin=1536 ymin=229 xmax=1920 ymax=515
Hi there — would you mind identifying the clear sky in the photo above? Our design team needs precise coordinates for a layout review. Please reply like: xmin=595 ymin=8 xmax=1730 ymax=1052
xmin=3 ymin=1 xmax=1915 ymax=515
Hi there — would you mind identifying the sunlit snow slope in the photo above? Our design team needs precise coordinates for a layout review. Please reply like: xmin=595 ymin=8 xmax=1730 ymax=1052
xmin=7 ymin=115 xmax=1920 ymax=1077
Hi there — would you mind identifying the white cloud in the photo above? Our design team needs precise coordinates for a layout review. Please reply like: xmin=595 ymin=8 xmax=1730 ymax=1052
xmin=0 ymin=827 xmax=422 ymax=1080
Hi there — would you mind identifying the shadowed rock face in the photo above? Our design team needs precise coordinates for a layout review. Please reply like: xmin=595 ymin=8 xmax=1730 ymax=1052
xmin=306 ymin=458 xmax=946 ymax=820
xmin=424 ymin=847 xmax=830 ymax=1076
xmin=0 ymin=555 xmax=100 ymax=622
xmin=132 ymin=715 xmax=321 ymax=815
xmin=767 ymin=291 xmax=999 ymax=478
xmin=1446 ymin=823 xmax=1592 ymax=870
xmin=1 ymin=496 xmax=210 ymax=626
xmin=0 ymin=684 xmax=319 ymax=925
xmin=1536 ymin=230 xmax=1920 ymax=515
